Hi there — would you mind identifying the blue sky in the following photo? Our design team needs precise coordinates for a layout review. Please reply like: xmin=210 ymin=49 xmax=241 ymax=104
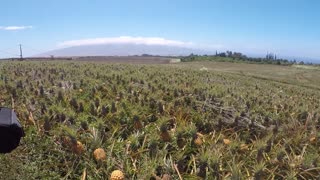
xmin=0 ymin=0 xmax=319 ymax=62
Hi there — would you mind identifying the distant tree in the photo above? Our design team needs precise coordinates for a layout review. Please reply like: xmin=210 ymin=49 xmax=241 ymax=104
xmin=226 ymin=51 xmax=233 ymax=57
xmin=266 ymin=53 xmax=275 ymax=60
xmin=233 ymin=52 xmax=243 ymax=59
xmin=180 ymin=50 xmax=299 ymax=66
xmin=218 ymin=52 xmax=227 ymax=57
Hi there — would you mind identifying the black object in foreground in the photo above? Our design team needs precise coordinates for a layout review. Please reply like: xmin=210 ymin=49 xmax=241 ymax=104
xmin=0 ymin=107 xmax=24 ymax=154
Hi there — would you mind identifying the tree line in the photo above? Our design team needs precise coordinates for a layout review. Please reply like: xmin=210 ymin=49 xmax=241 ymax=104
xmin=181 ymin=51 xmax=313 ymax=66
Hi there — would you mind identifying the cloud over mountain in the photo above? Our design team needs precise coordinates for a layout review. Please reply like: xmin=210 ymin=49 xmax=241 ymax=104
xmin=58 ymin=36 xmax=194 ymax=48
xmin=36 ymin=36 xmax=223 ymax=57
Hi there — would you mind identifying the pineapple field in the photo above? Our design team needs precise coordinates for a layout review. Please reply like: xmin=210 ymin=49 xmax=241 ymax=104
xmin=0 ymin=60 xmax=320 ymax=179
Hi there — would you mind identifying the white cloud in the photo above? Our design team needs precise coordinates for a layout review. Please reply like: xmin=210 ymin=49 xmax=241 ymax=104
xmin=58 ymin=36 xmax=194 ymax=47
xmin=0 ymin=26 xmax=33 ymax=31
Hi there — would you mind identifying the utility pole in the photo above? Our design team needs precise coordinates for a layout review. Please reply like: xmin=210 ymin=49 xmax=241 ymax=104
xmin=19 ymin=44 xmax=23 ymax=60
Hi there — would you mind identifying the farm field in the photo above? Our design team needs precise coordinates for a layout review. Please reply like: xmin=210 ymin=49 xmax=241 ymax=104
xmin=176 ymin=61 xmax=320 ymax=90
xmin=9 ymin=56 xmax=174 ymax=64
xmin=0 ymin=60 xmax=320 ymax=179
xmin=71 ymin=56 xmax=174 ymax=64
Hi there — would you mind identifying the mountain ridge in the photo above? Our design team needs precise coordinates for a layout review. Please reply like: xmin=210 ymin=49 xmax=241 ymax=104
xmin=39 ymin=43 xmax=213 ymax=57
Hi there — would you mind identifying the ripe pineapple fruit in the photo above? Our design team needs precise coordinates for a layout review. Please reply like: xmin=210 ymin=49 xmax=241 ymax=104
xmin=194 ymin=134 xmax=203 ymax=146
xmin=148 ymin=138 xmax=158 ymax=158
xmin=93 ymin=148 xmax=106 ymax=161
xmin=188 ymin=124 xmax=202 ymax=147
xmin=223 ymin=139 xmax=231 ymax=145
xmin=72 ymin=140 xmax=85 ymax=155
xmin=240 ymin=143 xmax=249 ymax=151
xmin=110 ymin=170 xmax=124 ymax=180
xmin=309 ymin=134 xmax=317 ymax=144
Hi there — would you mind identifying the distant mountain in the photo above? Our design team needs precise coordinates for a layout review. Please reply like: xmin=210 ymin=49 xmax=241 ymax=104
xmin=38 ymin=44 xmax=213 ymax=57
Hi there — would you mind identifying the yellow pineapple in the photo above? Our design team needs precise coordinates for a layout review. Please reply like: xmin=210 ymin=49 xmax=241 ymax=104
xmin=93 ymin=148 xmax=106 ymax=161
xmin=223 ymin=139 xmax=231 ymax=145
xmin=110 ymin=170 xmax=124 ymax=180
xmin=194 ymin=136 xmax=203 ymax=146
xmin=72 ymin=141 xmax=85 ymax=155
xmin=240 ymin=143 xmax=249 ymax=151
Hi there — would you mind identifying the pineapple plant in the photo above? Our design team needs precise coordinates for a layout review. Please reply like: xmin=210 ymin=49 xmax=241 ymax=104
xmin=133 ymin=114 xmax=143 ymax=130
xmin=72 ymin=139 xmax=85 ymax=155
xmin=197 ymin=151 xmax=210 ymax=178
xmin=176 ymin=127 xmax=186 ymax=148
xmin=111 ymin=101 xmax=117 ymax=113
xmin=69 ymin=97 xmax=78 ymax=110
xmin=43 ymin=116 xmax=51 ymax=134
xmin=160 ymin=121 xmax=171 ymax=142
xmin=128 ymin=133 xmax=141 ymax=159
xmin=253 ymin=162 xmax=266 ymax=179
xmin=158 ymin=101 xmax=164 ymax=114
xmin=57 ymin=91 xmax=64 ymax=102
xmin=148 ymin=137 xmax=159 ymax=159
xmin=100 ymin=105 xmax=109 ymax=117
xmin=94 ymin=97 xmax=100 ymax=108
xmin=78 ymin=102 xmax=84 ymax=113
